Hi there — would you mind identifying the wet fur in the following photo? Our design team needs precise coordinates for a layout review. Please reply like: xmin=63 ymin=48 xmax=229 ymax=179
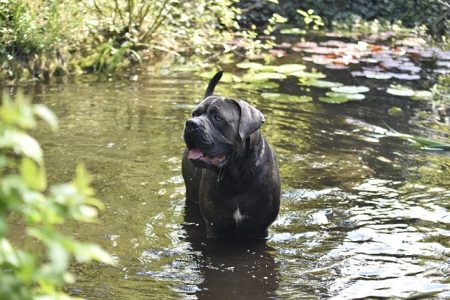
xmin=182 ymin=72 xmax=281 ymax=239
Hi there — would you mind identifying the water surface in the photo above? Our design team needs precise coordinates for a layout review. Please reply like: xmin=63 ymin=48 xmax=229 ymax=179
xmin=29 ymin=37 xmax=450 ymax=299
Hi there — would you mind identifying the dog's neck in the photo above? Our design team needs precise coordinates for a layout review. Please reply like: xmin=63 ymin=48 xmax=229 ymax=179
xmin=219 ymin=131 xmax=265 ymax=183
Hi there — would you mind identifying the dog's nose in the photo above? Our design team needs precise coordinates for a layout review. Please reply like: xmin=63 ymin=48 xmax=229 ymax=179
xmin=185 ymin=119 xmax=200 ymax=132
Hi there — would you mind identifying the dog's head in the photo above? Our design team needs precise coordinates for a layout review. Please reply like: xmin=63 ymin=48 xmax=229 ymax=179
xmin=184 ymin=96 xmax=265 ymax=169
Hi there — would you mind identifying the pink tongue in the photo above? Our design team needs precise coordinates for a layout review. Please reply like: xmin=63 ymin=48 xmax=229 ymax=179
xmin=188 ymin=148 xmax=204 ymax=160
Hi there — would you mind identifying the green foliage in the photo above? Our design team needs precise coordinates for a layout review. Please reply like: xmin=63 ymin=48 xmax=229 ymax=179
xmin=1 ymin=0 xmax=274 ymax=80
xmin=237 ymin=0 xmax=449 ymax=40
xmin=296 ymin=9 xmax=324 ymax=30
xmin=0 ymin=91 xmax=114 ymax=299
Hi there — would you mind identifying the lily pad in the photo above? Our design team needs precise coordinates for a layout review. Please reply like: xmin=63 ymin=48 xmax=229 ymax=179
xmin=300 ymin=79 xmax=344 ymax=88
xmin=365 ymin=72 xmax=393 ymax=80
xmin=290 ymin=71 xmax=326 ymax=79
xmin=275 ymin=64 xmax=307 ymax=73
xmin=318 ymin=96 xmax=350 ymax=104
xmin=236 ymin=62 xmax=263 ymax=69
xmin=411 ymin=90 xmax=433 ymax=100
xmin=326 ymin=92 xmax=365 ymax=100
xmin=386 ymin=85 xmax=415 ymax=97
xmin=243 ymin=72 xmax=287 ymax=82
xmin=331 ymin=85 xmax=370 ymax=94
xmin=261 ymin=93 xmax=313 ymax=103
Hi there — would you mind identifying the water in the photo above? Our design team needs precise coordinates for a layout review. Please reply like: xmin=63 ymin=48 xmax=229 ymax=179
xmin=27 ymin=37 xmax=450 ymax=299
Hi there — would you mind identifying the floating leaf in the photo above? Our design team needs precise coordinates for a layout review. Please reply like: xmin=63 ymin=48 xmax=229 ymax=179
xmin=331 ymin=86 xmax=370 ymax=94
xmin=325 ymin=92 xmax=365 ymax=100
xmin=388 ymin=107 xmax=403 ymax=115
xmin=275 ymin=64 xmax=307 ymax=73
xmin=290 ymin=71 xmax=326 ymax=79
xmin=393 ymin=73 xmax=421 ymax=80
xmin=243 ymin=72 xmax=287 ymax=82
xmin=386 ymin=85 xmax=415 ymax=97
xmin=261 ymin=93 xmax=313 ymax=103
xmin=318 ymin=96 xmax=349 ymax=104
xmin=300 ymin=79 xmax=343 ymax=88
xmin=411 ymin=90 xmax=433 ymax=100
xmin=365 ymin=72 xmax=393 ymax=80
xmin=236 ymin=62 xmax=263 ymax=69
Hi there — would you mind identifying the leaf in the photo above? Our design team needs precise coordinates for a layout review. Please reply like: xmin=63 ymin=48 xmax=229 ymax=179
xmin=261 ymin=93 xmax=313 ymax=102
xmin=20 ymin=157 xmax=47 ymax=191
xmin=291 ymin=71 xmax=326 ymax=79
xmin=331 ymin=85 xmax=370 ymax=94
xmin=318 ymin=96 xmax=350 ymax=104
xmin=236 ymin=62 xmax=263 ymax=69
xmin=300 ymin=79 xmax=343 ymax=88
xmin=386 ymin=84 xmax=415 ymax=97
xmin=73 ymin=164 xmax=95 ymax=197
xmin=365 ymin=72 xmax=393 ymax=80
xmin=0 ymin=130 xmax=43 ymax=164
xmin=325 ymin=92 xmax=365 ymax=100
xmin=243 ymin=72 xmax=287 ymax=82
xmin=275 ymin=64 xmax=307 ymax=73
xmin=33 ymin=104 xmax=58 ymax=130
xmin=73 ymin=243 xmax=115 ymax=265
xmin=411 ymin=90 xmax=433 ymax=100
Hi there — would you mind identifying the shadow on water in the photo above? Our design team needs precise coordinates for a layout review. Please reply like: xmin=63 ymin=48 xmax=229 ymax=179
xmin=183 ymin=202 xmax=279 ymax=299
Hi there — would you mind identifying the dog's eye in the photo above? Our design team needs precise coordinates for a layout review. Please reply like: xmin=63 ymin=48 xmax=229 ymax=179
xmin=214 ymin=114 xmax=223 ymax=121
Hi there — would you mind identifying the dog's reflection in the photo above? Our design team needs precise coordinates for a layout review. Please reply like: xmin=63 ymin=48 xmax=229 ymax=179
xmin=183 ymin=202 xmax=279 ymax=299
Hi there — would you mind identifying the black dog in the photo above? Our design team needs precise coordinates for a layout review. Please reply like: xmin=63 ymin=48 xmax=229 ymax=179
xmin=182 ymin=71 xmax=280 ymax=239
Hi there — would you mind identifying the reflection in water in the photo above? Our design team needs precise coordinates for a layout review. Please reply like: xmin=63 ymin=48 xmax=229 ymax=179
xmin=183 ymin=203 xmax=279 ymax=299
xmin=23 ymin=45 xmax=450 ymax=299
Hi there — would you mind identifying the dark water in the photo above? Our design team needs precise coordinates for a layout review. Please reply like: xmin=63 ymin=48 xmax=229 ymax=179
xmin=29 ymin=38 xmax=450 ymax=299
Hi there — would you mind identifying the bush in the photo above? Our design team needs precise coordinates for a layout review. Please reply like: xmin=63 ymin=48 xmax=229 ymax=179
xmin=0 ymin=91 xmax=114 ymax=299
xmin=237 ymin=0 xmax=450 ymax=39
xmin=1 ymin=0 xmax=273 ymax=80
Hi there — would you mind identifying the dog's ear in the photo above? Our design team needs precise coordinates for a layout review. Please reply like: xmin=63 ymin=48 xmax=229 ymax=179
xmin=232 ymin=99 xmax=265 ymax=140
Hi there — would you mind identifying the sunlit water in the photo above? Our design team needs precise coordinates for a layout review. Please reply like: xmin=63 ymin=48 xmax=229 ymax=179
xmin=25 ymin=37 xmax=450 ymax=299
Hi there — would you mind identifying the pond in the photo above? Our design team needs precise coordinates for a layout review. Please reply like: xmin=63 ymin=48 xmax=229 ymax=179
xmin=31 ymin=35 xmax=449 ymax=299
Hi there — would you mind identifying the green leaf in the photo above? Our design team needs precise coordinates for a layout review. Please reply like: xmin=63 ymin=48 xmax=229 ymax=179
xmin=331 ymin=85 xmax=370 ymax=94
xmin=34 ymin=104 xmax=58 ymax=130
xmin=386 ymin=84 xmax=415 ymax=97
xmin=291 ymin=71 xmax=326 ymax=79
xmin=275 ymin=64 xmax=307 ymax=73
xmin=73 ymin=243 xmax=115 ymax=265
xmin=236 ymin=62 xmax=263 ymax=69
xmin=0 ymin=130 xmax=43 ymax=164
xmin=261 ymin=93 xmax=313 ymax=102
xmin=73 ymin=164 xmax=94 ymax=197
xmin=20 ymin=157 xmax=47 ymax=191
xmin=319 ymin=96 xmax=350 ymax=104
xmin=325 ymin=92 xmax=365 ymax=101
xmin=411 ymin=90 xmax=433 ymax=100
xmin=300 ymin=79 xmax=343 ymax=88
xmin=243 ymin=72 xmax=287 ymax=82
